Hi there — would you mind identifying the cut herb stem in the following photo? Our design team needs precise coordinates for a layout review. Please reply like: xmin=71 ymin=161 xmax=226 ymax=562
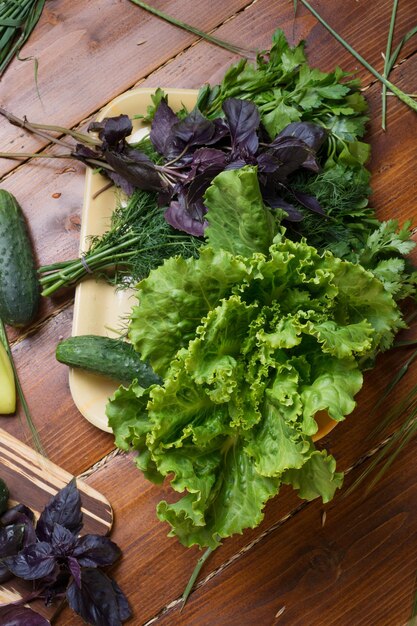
xmin=128 ymin=0 xmax=254 ymax=58
xmin=298 ymin=0 xmax=417 ymax=116
xmin=382 ymin=0 xmax=399 ymax=130
xmin=181 ymin=546 xmax=214 ymax=609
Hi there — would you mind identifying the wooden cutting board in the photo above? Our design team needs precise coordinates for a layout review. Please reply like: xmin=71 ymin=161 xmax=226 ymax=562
xmin=0 ymin=428 xmax=113 ymax=621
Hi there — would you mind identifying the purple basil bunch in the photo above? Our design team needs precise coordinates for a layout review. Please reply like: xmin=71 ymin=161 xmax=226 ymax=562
xmin=75 ymin=97 xmax=328 ymax=236
xmin=0 ymin=479 xmax=130 ymax=626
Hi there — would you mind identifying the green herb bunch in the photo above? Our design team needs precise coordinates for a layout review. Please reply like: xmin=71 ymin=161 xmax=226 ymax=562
xmin=0 ymin=0 xmax=45 ymax=77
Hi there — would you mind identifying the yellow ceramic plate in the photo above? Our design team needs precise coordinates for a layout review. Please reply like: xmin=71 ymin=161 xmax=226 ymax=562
xmin=70 ymin=87 xmax=337 ymax=440
xmin=70 ymin=88 xmax=200 ymax=432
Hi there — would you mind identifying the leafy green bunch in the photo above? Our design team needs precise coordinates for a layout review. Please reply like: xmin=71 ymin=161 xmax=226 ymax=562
xmin=107 ymin=167 xmax=406 ymax=549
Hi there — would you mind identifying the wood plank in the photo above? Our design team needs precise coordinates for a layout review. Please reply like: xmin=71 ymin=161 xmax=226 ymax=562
xmin=153 ymin=438 xmax=417 ymax=626
xmin=1 ymin=0 xmax=416 ymax=181
xmin=0 ymin=305 xmax=115 ymax=475
xmin=0 ymin=428 xmax=112 ymax=621
xmin=0 ymin=0 xmax=253 ymax=178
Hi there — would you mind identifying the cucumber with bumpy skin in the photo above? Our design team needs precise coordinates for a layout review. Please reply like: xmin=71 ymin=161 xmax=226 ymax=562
xmin=56 ymin=335 xmax=162 ymax=386
xmin=0 ymin=190 xmax=39 ymax=327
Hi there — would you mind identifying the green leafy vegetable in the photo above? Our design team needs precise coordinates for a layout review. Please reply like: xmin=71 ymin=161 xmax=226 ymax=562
xmin=39 ymin=183 xmax=201 ymax=296
xmin=107 ymin=168 xmax=405 ymax=548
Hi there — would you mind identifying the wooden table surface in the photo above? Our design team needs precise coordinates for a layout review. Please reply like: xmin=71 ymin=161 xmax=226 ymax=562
xmin=1 ymin=1 xmax=417 ymax=624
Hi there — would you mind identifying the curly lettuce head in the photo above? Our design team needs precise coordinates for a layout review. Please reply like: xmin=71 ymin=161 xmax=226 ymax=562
xmin=107 ymin=167 xmax=404 ymax=548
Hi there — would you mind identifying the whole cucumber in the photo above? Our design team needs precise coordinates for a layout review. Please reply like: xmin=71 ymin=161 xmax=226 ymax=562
xmin=56 ymin=335 xmax=162 ymax=387
xmin=0 ymin=190 xmax=39 ymax=327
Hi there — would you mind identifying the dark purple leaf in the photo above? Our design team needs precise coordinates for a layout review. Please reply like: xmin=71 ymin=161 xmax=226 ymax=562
xmin=0 ymin=524 xmax=25 ymax=583
xmin=291 ymin=189 xmax=325 ymax=215
xmin=165 ymin=194 xmax=207 ymax=237
xmin=276 ymin=121 xmax=327 ymax=151
xmin=222 ymin=98 xmax=260 ymax=154
xmin=73 ymin=143 xmax=100 ymax=161
xmin=51 ymin=524 xmax=77 ymax=556
xmin=173 ymin=108 xmax=216 ymax=147
xmin=149 ymin=100 xmax=180 ymax=157
xmin=104 ymin=147 xmax=163 ymax=194
xmin=187 ymin=163 xmax=225 ymax=204
xmin=1 ymin=512 xmax=36 ymax=548
xmin=264 ymin=196 xmax=304 ymax=222
xmin=111 ymin=579 xmax=132 ymax=622
xmin=42 ymin=569 xmax=72 ymax=605
xmin=89 ymin=115 xmax=133 ymax=148
xmin=36 ymin=479 xmax=83 ymax=542
xmin=68 ymin=556 xmax=82 ymax=588
xmin=0 ymin=524 xmax=25 ymax=557
xmin=267 ymin=136 xmax=311 ymax=181
xmin=67 ymin=568 xmax=130 ymax=626
xmin=1 ymin=504 xmax=35 ymax=525
xmin=300 ymin=153 xmax=321 ymax=173
xmin=4 ymin=542 xmax=56 ymax=580
xmin=224 ymin=158 xmax=249 ymax=170
xmin=73 ymin=535 xmax=121 ymax=568
xmin=256 ymin=151 xmax=282 ymax=174
xmin=188 ymin=147 xmax=226 ymax=175
xmin=0 ymin=605 xmax=51 ymax=626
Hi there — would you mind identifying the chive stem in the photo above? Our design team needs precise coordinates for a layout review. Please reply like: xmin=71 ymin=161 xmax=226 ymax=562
xmin=299 ymin=0 xmax=417 ymax=115
xmin=382 ymin=0 xmax=399 ymax=130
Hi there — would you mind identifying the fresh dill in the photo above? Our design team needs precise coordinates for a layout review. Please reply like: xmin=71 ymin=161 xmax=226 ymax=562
xmin=38 ymin=188 xmax=202 ymax=296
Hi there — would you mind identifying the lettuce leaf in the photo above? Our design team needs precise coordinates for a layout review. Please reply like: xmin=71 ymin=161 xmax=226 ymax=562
xmin=108 ymin=169 xmax=404 ymax=548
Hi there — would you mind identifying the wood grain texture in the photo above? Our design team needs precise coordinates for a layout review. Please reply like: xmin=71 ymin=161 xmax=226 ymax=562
xmin=154 ymin=438 xmax=417 ymax=626
xmin=0 ymin=428 xmax=112 ymax=621
xmin=0 ymin=0 xmax=253 ymax=178
xmin=1 ymin=305 xmax=115 ymax=475
xmin=0 ymin=1 xmax=416 ymax=624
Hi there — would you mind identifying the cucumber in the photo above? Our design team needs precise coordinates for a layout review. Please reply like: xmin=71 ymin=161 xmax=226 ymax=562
xmin=0 ymin=190 xmax=39 ymax=327
xmin=56 ymin=335 xmax=162 ymax=386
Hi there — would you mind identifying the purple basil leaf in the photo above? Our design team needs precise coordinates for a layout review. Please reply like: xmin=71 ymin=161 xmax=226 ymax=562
xmin=68 ymin=556 xmax=82 ymax=588
xmin=188 ymin=147 xmax=226 ymax=174
xmin=0 ymin=524 xmax=25 ymax=583
xmin=67 ymin=568 xmax=129 ymax=626
xmin=111 ymin=579 xmax=132 ymax=622
xmin=74 ymin=143 xmax=101 ymax=161
xmin=256 ymin=151 xmax=282 ymax=174
xmin=4 ymin=542 xmax=56 ymax=580
xmin=264 ymin=195 xmax=304 ymax=222
xmin=222 ymin=98 xmax=260 ymax=154
xmin=267 ymin=136 xmax=311 ymax=181
xmin=150 ymin=99 xmax=179 ymax=157
xmin=165 ymin=195 xmax=207 ymax=237
xmin=73 ymin=534 xmax=121 ymax=568
xmin=104 ymin=147 xmax=163 ymax=193
xmin=291 ymin=189 xmax=325 ymax=215
xmin=0 ymin=605 xmax=51 ymax=626
xmin=1 ymin=504 xmax=35 ymax=525
xmin=36 ymin=479 xmax=83 ymax=542
xmin=187 ymin=163 xmax=225 ymax=204
xmin=51 ymin=523 xmax=77 ymax=556
xmin=276 ymin=121 xmax=327 ymax=152
xmin=173 ymin=108 xmax=216 ymax=147
xmin=224 ymin=158 xmax=249 ymax=170
xmin=1 ymin=507 xmax=36 ymax=547
xmin=0 ymin=524 xmax=25 ymax=557
xmin=301 ymin=153 xmax=321 ymax=172
xmin=89 ymin=115 xmax=133 ymax=148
